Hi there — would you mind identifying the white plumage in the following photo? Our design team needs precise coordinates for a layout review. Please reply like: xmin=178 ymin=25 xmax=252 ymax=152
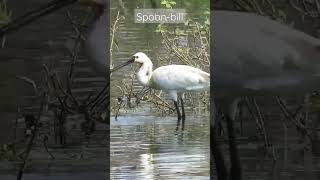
xmin=132 ymin=52 xmax=210 ymax=101
xmin=121 ymin=52 xmax=210 ymax=130
xmin=213 ymin=10 xmax=320 ymax=97
xmin=212 ymin=10 xmax=320 ymax=180
xmin=152 ymin=65 xmax=210 ymax=91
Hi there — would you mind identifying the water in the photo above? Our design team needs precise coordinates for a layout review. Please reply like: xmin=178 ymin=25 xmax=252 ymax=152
xmin=110 ymin=116 xmax=210 ymax=179
xmin=211 ymin=98 xmax=320 ymax=180
xmin=2 ymin=0 xmax=320 ymax=179
xmin=110 ymin=0 xmax=210 ymax=179
xmin=0 ymin=1 xmax=107 ymax=179
xmin=0 ymin=0 xmax=105 ymax=143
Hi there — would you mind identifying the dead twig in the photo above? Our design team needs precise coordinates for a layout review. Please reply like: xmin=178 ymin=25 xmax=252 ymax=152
xmin=17 ymin=93 xmax=46 ymax=180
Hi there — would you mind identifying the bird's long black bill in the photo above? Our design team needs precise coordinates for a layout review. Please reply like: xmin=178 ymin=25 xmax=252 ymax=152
xmin=0 ymin=0 xmax=78 ymax=36
xmin=110 ymin=58 xmax=134 ymax=73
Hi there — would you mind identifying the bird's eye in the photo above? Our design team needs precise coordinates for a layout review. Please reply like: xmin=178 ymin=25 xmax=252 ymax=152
xmin=134 ymin=56 xmax=138 ymax=59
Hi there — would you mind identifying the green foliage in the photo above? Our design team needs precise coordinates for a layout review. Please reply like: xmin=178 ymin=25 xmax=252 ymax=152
xmin=112 ymin=0 xmax=210 ymax=114
xmin=160 ymin=0 xmax=177 ymax=9
xmin=155 ymin=0 xmax=210 ymax=70
xmin=155 ymin=24 xmax=168 ymax=33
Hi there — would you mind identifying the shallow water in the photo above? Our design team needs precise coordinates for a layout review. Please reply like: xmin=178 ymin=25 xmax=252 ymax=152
xmin=109 ymin=0 xmax=211 ymax=179
xmin=110 ymin=115 xmax=210 ymax=179
xmin=0 ymin=1 xmax=107 ymax=179
xmin=0 ymin=0 xmax=104 ymax=143
xmin=2 ymin=0 xmax=320 ymax=179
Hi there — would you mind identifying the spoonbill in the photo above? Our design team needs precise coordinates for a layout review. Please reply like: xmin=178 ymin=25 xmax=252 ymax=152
xmin=212 ymin=10 xmax=320 ymax=180
xmin=115 ymin=52 xmax=210 ymax=130
xmin=4 ymin=1 xmax=320 ymax=179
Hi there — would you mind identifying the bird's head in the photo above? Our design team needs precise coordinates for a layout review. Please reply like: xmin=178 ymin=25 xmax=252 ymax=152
xmin=132 ymin=52 xmax=151 ymax=64
xmin=111 ymin=52 xmax=152 ymax=73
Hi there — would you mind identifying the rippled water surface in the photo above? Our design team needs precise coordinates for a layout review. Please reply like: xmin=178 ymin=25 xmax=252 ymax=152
xmin=110 ymin=116 xmax=210 ymax=179
xmin=110 ymin=0 xmax=210 ymax=179
xmin=0 ymin=1 xmax=107 ymax=179
xmin=3 ymin=0 xmax=320 ymax=180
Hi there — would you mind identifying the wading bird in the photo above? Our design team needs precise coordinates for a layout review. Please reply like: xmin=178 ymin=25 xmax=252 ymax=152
xmin=3 ymin=1 xmax=320 ymax=179
xmin=114 ymin=52 xmax=210 ymax=130
xmin=212 ymin=10 xmax=320 ymax=180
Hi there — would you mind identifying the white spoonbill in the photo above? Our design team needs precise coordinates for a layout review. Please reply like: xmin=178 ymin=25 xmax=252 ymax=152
xmin=6 ymin=2 xmax=320 ymax=178
xmin=212 ymin=10 xmax=320 ymax=180
xmin=114 ymin=52 xmax=210 ymax=130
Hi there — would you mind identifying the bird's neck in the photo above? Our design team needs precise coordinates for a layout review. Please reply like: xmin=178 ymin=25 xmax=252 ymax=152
xmin=137 ymin=62 xmax=153 ymax=86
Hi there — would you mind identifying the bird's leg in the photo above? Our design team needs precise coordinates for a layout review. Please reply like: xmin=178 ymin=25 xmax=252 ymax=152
xmin=226 ymin=114 xmax=242 ymax=180
xmin=211 ymin=99 xmax=228 ymax=180
xmin=223 ymin=100 xmax=242 ymax=180
xmin=180 ymin=96 xmax=185 ymax=130
xmin=238 ymin=100 xmax=244 ymax=136
xmin=251 ymin=97 xmax=270 ymax=147
xmin=214 ymin=101 xmax=224 ymax=136
xmin=174 ymin=100 xmax=182 ymax=131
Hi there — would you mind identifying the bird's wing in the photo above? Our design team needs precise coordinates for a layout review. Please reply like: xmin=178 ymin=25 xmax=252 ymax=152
xmin=213 ymin=10 xmax=320 ymax=92
xmin=151 ymin=65 xmax=210 ymax=91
